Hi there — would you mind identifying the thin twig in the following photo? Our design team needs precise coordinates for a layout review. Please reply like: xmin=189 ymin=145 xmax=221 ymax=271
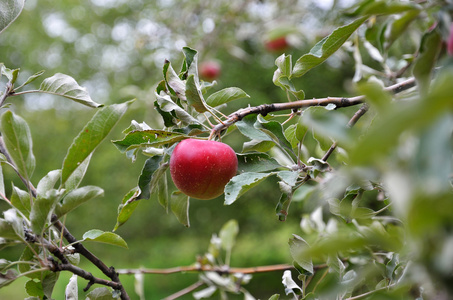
xmin=117 ymin=263 xmax=294 ymax=275
xmin=163 ymin=281 xmax=204 ymax=300
xmin=346 ymin=282 xmax=397 ymax=300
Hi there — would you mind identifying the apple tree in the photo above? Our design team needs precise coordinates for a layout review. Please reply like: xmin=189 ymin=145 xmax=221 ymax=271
xmin=1 ymin=0 xmax=453 ymax=299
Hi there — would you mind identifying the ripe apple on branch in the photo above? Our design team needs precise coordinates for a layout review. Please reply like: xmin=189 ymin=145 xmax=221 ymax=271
xmin=170 ymin=138 xmax=238 ymax=200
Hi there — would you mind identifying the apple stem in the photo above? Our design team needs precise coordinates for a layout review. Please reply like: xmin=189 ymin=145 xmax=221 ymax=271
xmin=208 ymin=129 xmax=219 ymax=141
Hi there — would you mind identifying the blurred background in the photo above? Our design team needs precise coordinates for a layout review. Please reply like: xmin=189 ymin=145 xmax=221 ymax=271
xmin=0 ymin=0 xmax=360 ymax=298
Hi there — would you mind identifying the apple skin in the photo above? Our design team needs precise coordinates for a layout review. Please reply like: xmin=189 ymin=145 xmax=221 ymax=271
xmin=170 ymin=139 xmax=238 ymax=200
xmin=199 ymin=61 xmax=221 ymax=81
xmin=265 ymin=36 xmax=289 ymax=52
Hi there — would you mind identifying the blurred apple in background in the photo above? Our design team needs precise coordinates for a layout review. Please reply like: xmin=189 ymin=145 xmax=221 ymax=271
xmin=199 ymin=60 xmax=221 ymax=81
xmin=265 ymin=35 xmax=289 ymax=52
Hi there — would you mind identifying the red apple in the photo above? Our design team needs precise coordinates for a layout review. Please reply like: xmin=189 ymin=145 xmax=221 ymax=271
xmin=199 ymin=61 xmax=221 ymax=81
xmin=170 ymin=139 xmax=238 ymax=200
xmin=265 ymin=36 xmax=289 ymax=52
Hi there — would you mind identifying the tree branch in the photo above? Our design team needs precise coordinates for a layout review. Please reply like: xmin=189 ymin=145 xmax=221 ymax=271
xmin=48 ymin=257 xmax=123 ymax=292
xmin=51 ymin=215 xmax=130 ymax=299
xmin=211 ymin=77 xmax=416 ymax=136
xmin=25 ymin=228 xmax=124 ymax=293
xmin=117 ymin=263 xmax=294 ymax=275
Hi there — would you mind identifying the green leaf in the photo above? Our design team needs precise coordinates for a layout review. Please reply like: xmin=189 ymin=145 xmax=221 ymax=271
xmin=0 ymin=213 xmax=21 ymax=239
xmin=292 ymin=17 xmax=367 ymax=78
xmin=154 ymin=99 xmax=176 ymax=127
xmin=30 ymin=190 xmax=63 ymax=235
xmin=3 ymin=208 xmax=24 ymax=240
xmin=55 ymin=186 xmax=104 ymax=217
xmin=62 ymin=100 xmax=133 ymax=185
xmin=206 ymin=87 xmax=250 ymax=107
xmin=149 ymin=161 xmax=169 ymax=198
xmin=242 ymin=139 xmax=275 ymax=153
xmin=273 ymin=55 xmax=305 ymax=99
xmin=41 ymin=272 xmax=60 ymax=299
xmin=86 ymin=287 xmax=117 ymax=300
xmin=224 ymin=172 xmax=273 ymax=205
xmin=25 ymin=280 xmax=44 ymax=298
xmin=307 ymin=157 xmax=331 ymax=177
xmin=172 ymin=124 xmax=207 ymax=136
xmin=19 ymin=245 xmax=40 ymax=278
xmin=288 ymin=234 xmax=313 ymax=275
xmin=219 ymin=219 xmax=239 ymax=252
xmin=284 ymin=123 xmax=308 ymax=149
xmin=413 ymin=28 xmax=442 ymax=96
xmin=268 ymin=295 xmax=280 ymax=300
xmin=155 ymin=91 xmax=202 ymax=125
xmin=237 ymin=153 xmax=282 ymax=173
xmin=10 ymin=185 xmax=31 ymax=217
xmin=36 ymin=169 xmax=61 ymax=197
xmin=255 ymin=115 xmax=293 ymax=151
xmin=414 ymin=115 xmax=453 ymax=191
xmin=277 ymin=171 xmax=299 ymax=186
xmin=326 ymin=254 xmax=345 ymax=278
xmin=347 ymin=1 xmax=419 ymax=16
xmin=39 ymin=73 xmax=103 ymax=108
xmin=170 ymin=191 xmax=190 ymax=227
xmin=275 ymin=54 xmax=292 ymax=77
xmin=1 ymin=67 xmax=19 ymax=84
xmin=113 ymin=187 xmax=140 ymax=231
xmin=1 ymin=111 xmax=35 ymax=179
xmin=82 ymin=229 xmax=128 ymax=249
xmin=185 ymin=74 xmax=207 ymax=113
xmin=181 ymin=47 xmax=198 ymax=75
xmin=137 ymin=156 xmax=164 ymax=200
xmin=384 ymin=9 xmax=421 ymax=50
xmin=15 ymin=70 xmax=45 ymax=91
xmin=163 ymin=60 xmax=186 ymax=100
xmin=157 ymin=172 xmax=169 ymax=211
xmin=64 ymin=153 xmax=92 ymax=191
xmin=0 ymin=0 xmax=24 ymax=35
xmin=236 ymin=114 xmax=273 ymax=142
xmin=113 ymin=130 xmax=185 ymax=153
xmin=329 ymin=196 xmax=375 ymax=222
